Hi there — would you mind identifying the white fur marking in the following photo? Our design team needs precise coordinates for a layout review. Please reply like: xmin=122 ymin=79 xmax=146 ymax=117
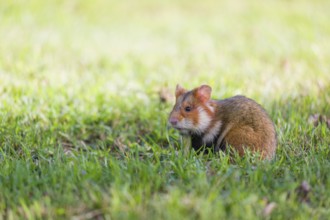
xmin=206 ymin=104 xmax=215 ymax=113
xmin=175 ymin=118 xmax=194 ymax=133
xmin=202 ymin=121 xmax=222 ymax=143
xmin=195 ymin=107 xmax=212 ymax=134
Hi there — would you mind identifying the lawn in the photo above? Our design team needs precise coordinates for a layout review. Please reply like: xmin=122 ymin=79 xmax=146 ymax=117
xmin=0 ymin=0 xmax=330 ymax=219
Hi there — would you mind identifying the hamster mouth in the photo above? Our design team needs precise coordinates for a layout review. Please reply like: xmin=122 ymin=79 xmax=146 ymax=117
xmin=169 ymin=124 xmax=191 ymax=135
xmin=174 ymin=127 xmax=190 ymax=135
xmin=172 ymin=126 xmax=184 ymax=131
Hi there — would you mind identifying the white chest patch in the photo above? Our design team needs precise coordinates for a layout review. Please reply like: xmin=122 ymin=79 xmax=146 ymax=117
xmin=194 ymin=107 xmax=212 ymax=134
xmin=202 ymin=121 xmax=222 ymax=144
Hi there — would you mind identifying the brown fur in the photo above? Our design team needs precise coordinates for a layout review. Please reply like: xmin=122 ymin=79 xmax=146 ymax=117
xmin=216 ymin=96 xmax=277 ymax=159
xmin=169 ymin=85 xmax=277 ymax=160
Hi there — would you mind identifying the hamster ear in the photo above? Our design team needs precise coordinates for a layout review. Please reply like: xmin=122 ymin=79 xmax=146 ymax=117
xmin=175 ymin=84 xmax=186 ymax=98
xmin=196 ymin=85 xmax=212 ymax=103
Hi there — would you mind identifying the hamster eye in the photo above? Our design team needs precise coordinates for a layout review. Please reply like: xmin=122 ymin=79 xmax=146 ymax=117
xmin=184 ymin=106 xmax=192 ymax=112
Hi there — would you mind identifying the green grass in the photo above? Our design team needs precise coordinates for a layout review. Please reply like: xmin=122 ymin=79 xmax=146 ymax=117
xmin=1 ymin=0 xmax=330 ymax=219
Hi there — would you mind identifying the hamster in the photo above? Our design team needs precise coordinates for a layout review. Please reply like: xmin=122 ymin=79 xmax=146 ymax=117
xmin=168 ymin=84 xmax=277 ymax=159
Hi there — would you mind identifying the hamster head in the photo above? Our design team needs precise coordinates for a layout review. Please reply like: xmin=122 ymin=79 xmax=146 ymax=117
xmin=168 ymin=84 xmax=215 ymax=135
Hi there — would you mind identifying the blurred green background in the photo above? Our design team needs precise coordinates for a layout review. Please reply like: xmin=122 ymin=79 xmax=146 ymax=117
xmin=1 ymin=0 xmax=329 ymax=100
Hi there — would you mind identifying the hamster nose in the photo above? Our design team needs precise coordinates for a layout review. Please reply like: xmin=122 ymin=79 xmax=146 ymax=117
xmin=169 ymin=118 xmax=178 ymax=126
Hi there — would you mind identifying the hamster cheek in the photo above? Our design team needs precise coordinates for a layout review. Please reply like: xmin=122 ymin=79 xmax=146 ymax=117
xmin=180 ymin=118 xmax=194 ymax=130
xmin=196 ymin=107 xmax=212 ymax=132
